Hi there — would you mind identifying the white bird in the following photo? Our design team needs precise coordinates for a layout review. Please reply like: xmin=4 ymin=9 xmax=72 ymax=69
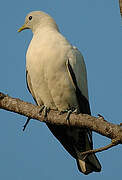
xmin=18 ymin=11 xmax=101 ymax=174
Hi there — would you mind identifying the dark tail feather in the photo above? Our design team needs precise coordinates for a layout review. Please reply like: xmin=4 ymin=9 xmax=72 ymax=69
xmin=76 ymin=153 xmax=101 ymax=175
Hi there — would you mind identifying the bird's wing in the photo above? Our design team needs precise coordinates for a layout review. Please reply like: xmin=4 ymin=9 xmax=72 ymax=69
xmin=66 ymin=47 xmax=91 ymax=115
xmin=67 ymin=46 xmax=90 ymax=113
xmin=66 ymin=46 xmax=93 ymax=145
xmin=65 ymin=47 xmax=101 ymax=173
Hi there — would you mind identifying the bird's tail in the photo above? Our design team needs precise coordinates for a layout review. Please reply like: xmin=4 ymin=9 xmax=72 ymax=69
xmin=75 ymin=133 xmax=101 ymax=175
xmin=76 ymin=153 xmax=101 ymax=175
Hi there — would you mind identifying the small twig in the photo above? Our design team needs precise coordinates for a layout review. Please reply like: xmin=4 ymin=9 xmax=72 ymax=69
xmin=23 ymin=117 xmax=31 ymax=131
xmin=98 ymin=114 xmax=104 ymax=118
xmin=82 ymin=139 xmax=120 ymax=155
xmin=97 ymin=113 xmax=108 ymax=122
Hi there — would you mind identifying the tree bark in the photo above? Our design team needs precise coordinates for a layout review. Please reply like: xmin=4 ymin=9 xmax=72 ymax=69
xmin=0 ymin=92 xmax=122 ymax=153
xmin=119 ymin=0 xmax=122 ymax=16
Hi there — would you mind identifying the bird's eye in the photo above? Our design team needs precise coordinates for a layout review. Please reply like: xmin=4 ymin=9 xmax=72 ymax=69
xmin=29 ymin=16 xmax=32 ymax=21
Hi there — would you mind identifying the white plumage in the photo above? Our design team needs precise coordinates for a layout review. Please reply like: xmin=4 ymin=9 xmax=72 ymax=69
xmin=18 ymin=11 xmax=101 ymax=174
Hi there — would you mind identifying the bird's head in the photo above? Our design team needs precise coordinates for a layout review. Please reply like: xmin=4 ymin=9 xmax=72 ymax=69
xmin=18 ymin=11 xmax=59 ymax=33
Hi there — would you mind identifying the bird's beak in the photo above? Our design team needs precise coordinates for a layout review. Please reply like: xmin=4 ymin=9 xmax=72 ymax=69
xmin=18 ymin=24 xmax=28 ymax=32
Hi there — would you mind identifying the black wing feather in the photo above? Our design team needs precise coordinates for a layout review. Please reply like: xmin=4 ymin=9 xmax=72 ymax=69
xmin=67 ymin=59 xmax=91 ymax=115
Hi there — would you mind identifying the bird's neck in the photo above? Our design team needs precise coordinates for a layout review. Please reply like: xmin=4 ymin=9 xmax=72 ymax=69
xmin=32 ymin=22 xmax=59 ymax=35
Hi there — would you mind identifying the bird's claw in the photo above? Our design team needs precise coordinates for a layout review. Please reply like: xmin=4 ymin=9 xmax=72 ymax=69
xmin=59 ymin=109 xmax=68 ymax=115
xmin=22 ymin=105 xmax=50 ymax=131
xmin=66 ymin=110 xmax=72 ymax=121
xmin=39 ymin=105 xmax=45 ymax=115
xmin=39 ymin=105 xmax=50 ymax=118
xmin=43 ymin=106 xmax=50 ymax=118
xmin=60 ymin=108 xmax=78 ymax=125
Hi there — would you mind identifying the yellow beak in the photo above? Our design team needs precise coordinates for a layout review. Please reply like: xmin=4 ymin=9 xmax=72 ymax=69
xmin=18 ymin=24 xmax=27 ymax=32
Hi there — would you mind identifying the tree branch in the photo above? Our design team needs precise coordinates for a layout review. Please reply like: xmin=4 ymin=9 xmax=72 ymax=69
xmin=0 ymin=92 xmax=122 ymax=154
xmin=119 ymin=0 xmax=122 ymax=17
xmin=82 ymin=138 xmax=120 ymax=155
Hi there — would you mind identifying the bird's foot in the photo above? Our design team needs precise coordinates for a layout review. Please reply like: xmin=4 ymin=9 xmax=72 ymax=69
xmin=22 ymin=105 xmax=50 ymax=131
xmin=39 ymin=105 xmax=50 ymax=118
xmin=39 ymin=105 xmax=45 ymax=114
xmin=59 ymin=107 xmax=79 ymax=124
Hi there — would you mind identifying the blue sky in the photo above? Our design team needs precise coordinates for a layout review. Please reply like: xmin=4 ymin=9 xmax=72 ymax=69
xmin=0 ymin=0 xmax=122 ymax=179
